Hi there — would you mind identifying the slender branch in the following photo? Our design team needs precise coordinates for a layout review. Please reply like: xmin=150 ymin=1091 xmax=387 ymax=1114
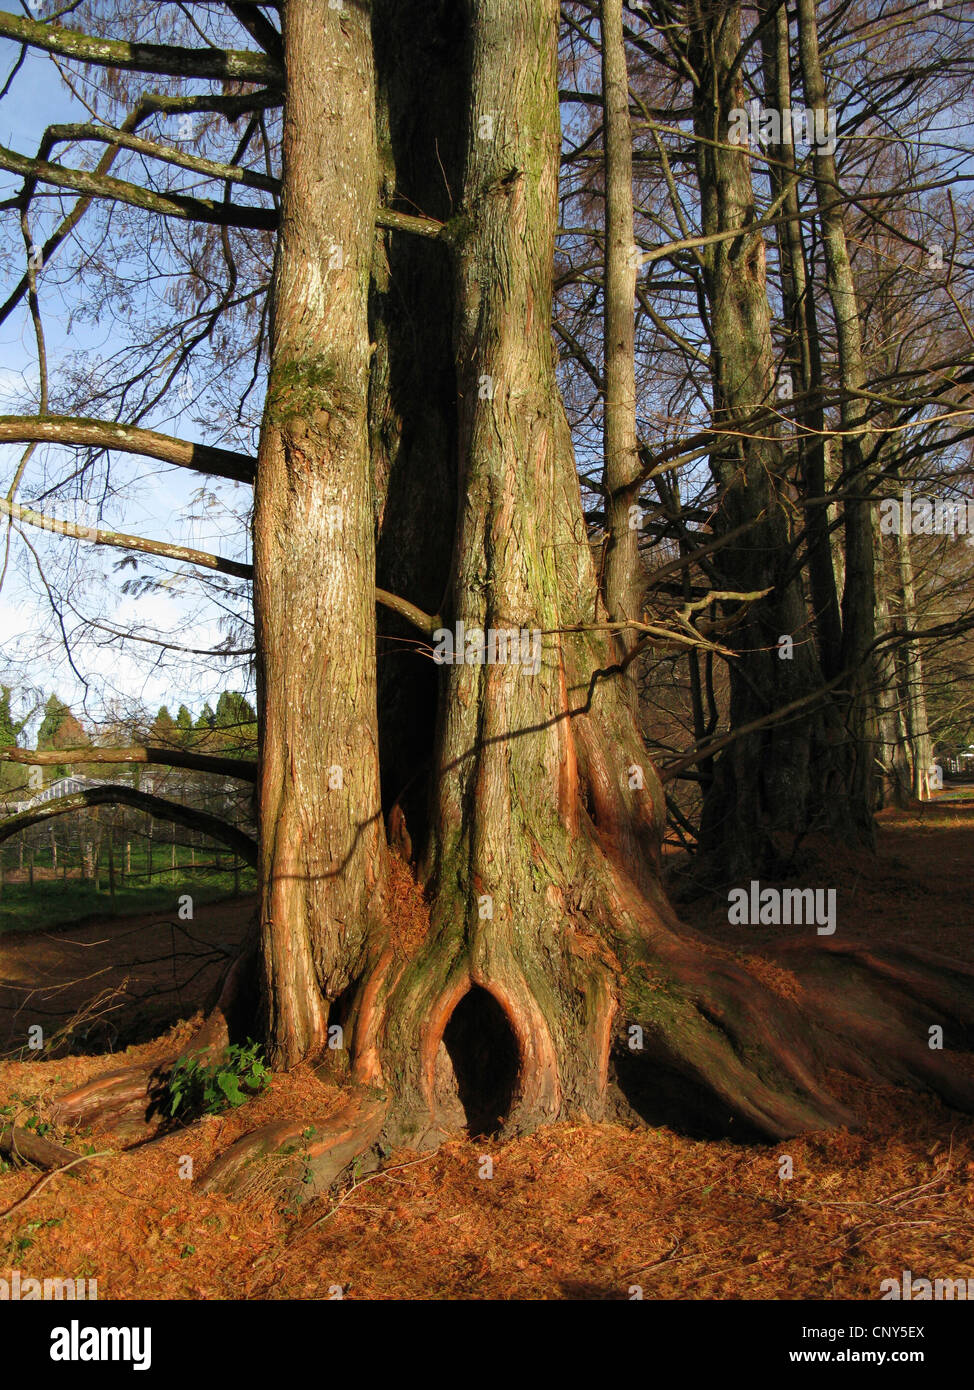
xmin=0 ymin=483 xmax=441 ymax=635
xmin=376 ymin=207 xmax=448 ymax=241
xmin=0 ymin=145 xmax=452 ymax=239
xmin=657 ymin=675 xmax=851 ymax=783
xmin=376 ymin=589 xmax=442 ymax=636
xmin=0 ymin=1151 xmax=112 ymax=1219
xmin=225 ymin=1 xmax=283 ymax=60
xmin=42 ymin=123 xmax=280 ymax=195
xmin=0 ymin=746 xmax=256 ymax=782
xmin=0 ymin=495 xmax=251 ymax=579
xmin=0 ymin=142 xmax=277 ymax=230
xmin=0 ymin=10 xmax=281 ymax=84
xmin=0 ymin=90 xmax=280 ymax=333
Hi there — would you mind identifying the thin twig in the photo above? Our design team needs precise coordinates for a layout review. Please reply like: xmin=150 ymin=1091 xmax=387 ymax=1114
xmin=0 ymin=1150 xmax=112 ymax=1220
xmin=301 ymin=1150 xmax=442 ymax=1235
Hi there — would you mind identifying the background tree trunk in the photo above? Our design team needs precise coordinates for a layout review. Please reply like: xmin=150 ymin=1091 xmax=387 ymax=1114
xmin=688 ymin=0 xmax=852 ymax=877
xmin=796 ymin=0 xmax=879 ymax=833
xmin=600 ymin=0 xmax=643 ymax=654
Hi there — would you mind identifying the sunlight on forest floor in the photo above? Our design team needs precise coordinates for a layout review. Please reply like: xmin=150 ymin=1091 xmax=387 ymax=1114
xmin=1 ymin=813 xmax=973 ymax=1300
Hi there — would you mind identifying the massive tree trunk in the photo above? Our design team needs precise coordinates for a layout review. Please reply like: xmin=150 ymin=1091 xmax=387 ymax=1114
xmin=200 ymin=0 xmax=974 ymax=1195
xmin=52 ymin=0 xmax=974 ymax=1194
xmin=251 ymin=0 xmax=388 ymax=1066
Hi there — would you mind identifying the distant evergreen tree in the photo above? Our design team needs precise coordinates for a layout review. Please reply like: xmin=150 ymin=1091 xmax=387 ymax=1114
xmin=37 ymin=694 xmax=89 ymax=780
xmin=150 ymin=705 xmax=177 ymax=743
xmin=195 ymin=703 xmax=216 ymax=730
xmin=0 ymin=687 xmax=20 ymax=749
xmin=37 ymin=695 xmax=70 ymax=748
xmin=0 ymin=686 xmax=26 ymax=793
xmin=214 ymin=691 xmax=256 ymax=728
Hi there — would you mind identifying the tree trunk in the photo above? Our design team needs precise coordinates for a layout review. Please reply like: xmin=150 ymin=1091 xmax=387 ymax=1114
xmin=52 ymin=0 xmax=974 ymax=1198
xmin=896 ymin=528 xmax=934 ymax=800
xmin=796 ymin=0 xmax=879 ymax=830
xmin=688 ymin=0 xmax=854 ymax=877
xmin=251 ymin=0 xmax=388 ymax=1067
xmin=600 ymin=0 xmax=643 ymax=653
xmin=759 ymin=0 xmax=842 ymax=679
xmin=197 ymin=0 xmax=974 ymax=1200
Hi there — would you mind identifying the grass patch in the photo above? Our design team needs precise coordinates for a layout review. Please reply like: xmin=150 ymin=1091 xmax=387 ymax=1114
xmin=0 ymin=870 xmax=256 ymax=935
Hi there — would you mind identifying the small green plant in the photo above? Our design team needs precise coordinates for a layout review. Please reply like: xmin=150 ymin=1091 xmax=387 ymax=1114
xmin=12 ymin=1217 xmax=62 ymax=1253
xmin=22 ymin=1115 xmax=53 ymax=1137
xmin=165 ymin=1041 xmax=270 ymax=1120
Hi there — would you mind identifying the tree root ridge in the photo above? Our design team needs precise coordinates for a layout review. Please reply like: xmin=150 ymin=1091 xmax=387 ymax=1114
xmin=198 ymin=1088 xmax=389 ymax=1201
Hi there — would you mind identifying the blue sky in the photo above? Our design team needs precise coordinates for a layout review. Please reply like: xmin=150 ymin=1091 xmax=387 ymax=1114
xmin=0 ymin=43 xmax=256 ymax=736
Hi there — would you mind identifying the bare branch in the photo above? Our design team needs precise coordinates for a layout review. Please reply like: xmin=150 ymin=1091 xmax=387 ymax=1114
xmin=0 ymin=10 xmax=281 ymax=84
xmin=0 ymin=494 xmax=252 ymax=581
xmin=0 ymin=745 xmax=256 ymax=781
xmin=42 ymin=123 xmax=281 ymax=195
xmin=0 ymin=415 xmax=256 ymax=483
xmin=0 ymin=141 xmax=277 ymax=230
xmin=0 ymin=481 xmax=441 ymax=635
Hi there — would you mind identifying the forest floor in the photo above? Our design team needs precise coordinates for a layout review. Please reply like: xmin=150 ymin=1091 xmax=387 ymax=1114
xmin=0 ymin=893 xmax=258 ymax=1054
xmin=0 ymin=809 xmax=972 ymax=1300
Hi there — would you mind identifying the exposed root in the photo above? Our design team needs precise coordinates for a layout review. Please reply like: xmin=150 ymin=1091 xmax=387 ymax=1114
xmin=198 ymin=1088 xmax=388 ymax=1201
xmin=36 ymin=871 xmax=974 ymax=1201
xmin=48 ymin=936 xmax=258 ymax=1135
xmin=49 ymin=1010 xmax=229 ymax=1135
xmin=618 ymin=952 xmax=857 ymax=1140
xmin=0 ymin=1123 xmax=82 ymax=1171
xmin=775 ymin=942 xmax=974 ymax=1111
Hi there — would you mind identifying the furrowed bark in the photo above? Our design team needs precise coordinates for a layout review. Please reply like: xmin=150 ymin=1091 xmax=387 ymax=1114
xmin=327 ymin=0 xmax=866 ymax=1156
xmin=252 ymin=0 xmax=387 ymax=1067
